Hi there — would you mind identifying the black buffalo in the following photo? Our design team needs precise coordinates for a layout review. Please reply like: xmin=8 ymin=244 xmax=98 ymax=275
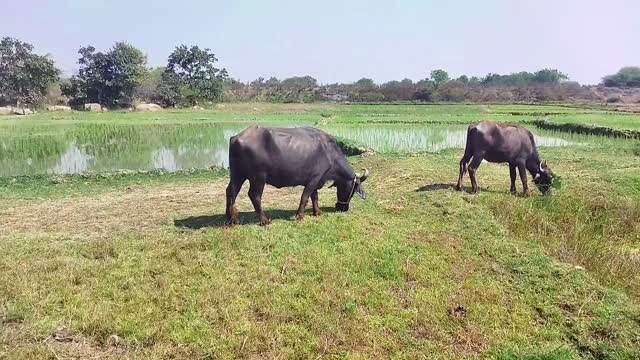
xmin=225 ymin=126 xmax=369 ymax=225
xmin=456 ymin=121 xmax=554 ymax=195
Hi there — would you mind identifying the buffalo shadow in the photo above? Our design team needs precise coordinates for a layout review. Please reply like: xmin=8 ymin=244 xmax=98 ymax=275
xmin=415 ymin=182 xmax=504 ymax=194
xmin=415 ymin=183 xmax=458 ymax=192
xmin=174 ymin=207 xmax=337 ymax=229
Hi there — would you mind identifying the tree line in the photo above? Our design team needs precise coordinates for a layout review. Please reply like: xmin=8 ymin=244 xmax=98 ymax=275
xmin=226 ymin=69 xmax=580 ymax=103
xmin=1 ymin=36 xmax=639 ymax=108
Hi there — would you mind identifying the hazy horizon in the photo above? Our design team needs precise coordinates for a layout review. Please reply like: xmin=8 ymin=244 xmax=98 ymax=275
xmin=2 ymin=0 xmax=639 ymax=85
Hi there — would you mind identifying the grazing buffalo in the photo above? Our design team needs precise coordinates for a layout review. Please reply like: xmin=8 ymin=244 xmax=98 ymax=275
xmin=456 ymin=121 xmax=554 ymax=195
xmin=226 ymin=126 xmax=369 ymax=225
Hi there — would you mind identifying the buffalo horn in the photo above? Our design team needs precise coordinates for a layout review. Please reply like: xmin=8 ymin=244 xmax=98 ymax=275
xmin=360 ymin=168 xmax=370 ymax=181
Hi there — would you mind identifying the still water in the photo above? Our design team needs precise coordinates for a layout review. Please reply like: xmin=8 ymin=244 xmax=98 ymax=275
xmin=0 ymin=122 xmax=573 ymax=177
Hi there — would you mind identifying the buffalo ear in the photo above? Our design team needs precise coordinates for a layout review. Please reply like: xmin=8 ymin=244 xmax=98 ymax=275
xmin=355 ymin=181 xmax=367 ymax=199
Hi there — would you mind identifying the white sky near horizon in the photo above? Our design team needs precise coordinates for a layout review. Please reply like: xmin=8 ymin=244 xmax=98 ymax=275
xmin=1 ymin=0 xmax=638 ymax=85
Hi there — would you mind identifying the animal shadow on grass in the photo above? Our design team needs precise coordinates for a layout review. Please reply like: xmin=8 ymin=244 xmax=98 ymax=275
xmin=174 ymin=207 xmax=337 ymax=229
xmin=415 ymin=183 xmax=458 ymax=192
xmin=415 ymin=182 xmax=503 ymax=194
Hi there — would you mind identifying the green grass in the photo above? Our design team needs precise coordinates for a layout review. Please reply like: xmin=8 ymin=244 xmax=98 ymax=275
xmin=2 ymin=103 xmax=639 ymax=129
xmin=1 ymin=147 xmax=639 ymax=358
xmin=1 ymin=103 xmax=639 ymax=358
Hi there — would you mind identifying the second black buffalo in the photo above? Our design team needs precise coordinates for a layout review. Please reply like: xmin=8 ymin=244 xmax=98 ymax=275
xmin=226 ymin=126 xmax=369 ymax=225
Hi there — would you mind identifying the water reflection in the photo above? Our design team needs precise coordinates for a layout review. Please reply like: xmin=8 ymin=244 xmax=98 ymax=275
xmin=0 ymin=122 xmax=574 ymax=177
xmin=50 ymin=143 xmax=95 ymax=174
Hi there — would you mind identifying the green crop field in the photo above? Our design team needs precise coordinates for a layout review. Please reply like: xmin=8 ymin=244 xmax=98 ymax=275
xmin=1 ymin=104 xmax=639 ymax=359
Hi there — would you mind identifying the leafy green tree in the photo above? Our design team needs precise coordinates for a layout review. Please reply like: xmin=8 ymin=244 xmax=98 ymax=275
xmin=413 ymin=79 xmax=435 ymax=102
xmin=430 ymin=69 xmax=449 ymax=87
xmin=135 ymin=67 xmax=165 ymax=102
xmin=469 ymin=76 xmax=481 ymax=85
xmin=265 ymin=77 xmax=280 ymax=86
xmin=0 ymin=37 xmax=59 ymax=106
xmin=603 ymin=67 xmax=640 ymax=87
xmin=456 ymin=75 xmax=469 ymax=84
xmin=533 ymin=69 xmax=568 ymax=84
xmin=160 ymin=45 xmax=228 ymax=106
xmin=62 ymin=42 xmax=147 ymax=108
xmin=354 ymin=78 xmax=377 ymax=90
xmin=280 ymin=76 xmax=317 ymax=89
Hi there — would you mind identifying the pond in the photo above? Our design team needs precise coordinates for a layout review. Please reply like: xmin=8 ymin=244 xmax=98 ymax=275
xmin=0 ymin=122 xmax=574 ymax=177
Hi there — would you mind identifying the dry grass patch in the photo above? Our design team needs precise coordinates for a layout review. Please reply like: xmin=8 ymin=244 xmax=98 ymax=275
xmin=0 ymin=181 xmax=340 ymax=240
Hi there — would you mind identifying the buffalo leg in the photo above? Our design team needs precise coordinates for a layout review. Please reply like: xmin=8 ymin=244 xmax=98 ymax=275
xmin=311 ymin=190 xmax=321 ymax=216
xmin=509 ymin=164 xmax=517 ymax=194
xmin=295 ymin=186 xmax=316 ymax=221
xmin=468 ymin=155 xmax=484 ymax=194
xmin=248 ymin=180 xmax=270 ymax=225
xmin=225 ymin=177 xmax=245 ymax=225
xmin=456 ymin=154 xmax=472 ymax=191
xmin=517 ymin=163 xmax=530 ymax=196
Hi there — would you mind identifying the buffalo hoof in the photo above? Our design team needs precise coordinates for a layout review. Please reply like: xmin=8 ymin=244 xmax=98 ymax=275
xmin=295 ymin=213 xmax=305 ymax=221
xmin=455 ymin=184 xmax=463 ymax=191
xmin=259 ymin=217 xmax=271 ymax=226
xmin=510 ymin=188 xmax=517 ymax=195
xmin=521 ymin=190 xmax=531 ymax=197
xmin=226 ymin=206 xmax=239 ymax=225
xmin=312 ymin=210 xmax=322 ymax=217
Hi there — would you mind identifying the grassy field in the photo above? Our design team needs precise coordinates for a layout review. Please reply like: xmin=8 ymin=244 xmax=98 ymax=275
xmin=2 ymin=102 xmax=640 ymax=128
xmin=1 ymin=104 xmax=639 ymax=359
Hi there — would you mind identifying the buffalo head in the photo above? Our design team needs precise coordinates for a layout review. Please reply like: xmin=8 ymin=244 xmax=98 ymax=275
xmin=334 ymin=169 xmax=369 ymax=211
xmin=533 ymin=160 xmax=554 ymax=194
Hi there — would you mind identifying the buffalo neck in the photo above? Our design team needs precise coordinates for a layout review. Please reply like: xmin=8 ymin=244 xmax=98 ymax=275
xmin=331 ymin=158 xmax=356 ymax=182
xmin=525 ymin=154 xmax=542 ymax=177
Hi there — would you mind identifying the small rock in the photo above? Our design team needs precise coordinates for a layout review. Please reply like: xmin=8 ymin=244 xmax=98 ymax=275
xmin=108 ymin=334 xmax=122 ymax=347
xmin=192 ymin=105 xmax=204 ymax=111
xmin=12 ymin=108 xmax=33 ymax=115
xmin=52 ymin=326 xmax=73 ymax=342
xmin=0 ymin=106 xmax=14 ymax=115
xmin=574 ymin=265 xmax=585 ymax=271
xmin=135 ymin=103 xmax=162 ymax=112
xmin=84 ymin=103 xmax=102 ymax=112
xmin=46 ymin=105 xmax=72 ymax=112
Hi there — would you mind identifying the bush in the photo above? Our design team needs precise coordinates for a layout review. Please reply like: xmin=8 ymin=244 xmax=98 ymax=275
xmin=602 ymin=67 xmax=640 ymax=87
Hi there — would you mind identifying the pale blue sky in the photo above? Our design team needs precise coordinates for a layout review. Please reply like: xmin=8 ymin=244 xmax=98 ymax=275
xmin=2 ymin=0 xmax=638 ymax=84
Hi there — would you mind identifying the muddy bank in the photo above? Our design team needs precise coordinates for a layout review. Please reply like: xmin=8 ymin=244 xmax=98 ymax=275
xmin=334 ymin=136 xmax=376 ymax=156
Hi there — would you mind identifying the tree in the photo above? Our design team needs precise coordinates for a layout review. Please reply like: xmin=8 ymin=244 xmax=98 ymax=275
xmin=62 ymin=42 xmax=147 ymax=108
xmin=354 ymin=78 xmax=377 ymax=91
xmin=280 ymin=76 xmax=317 ymax=89
xmin=0 ymin=37 xmax=59 ymax=106
xmin=265 ymin=77 xmax=280 ymax=86
xmin=414 ymin=79 xmax=435 ymax=102
xmin=160 ymin=45 xmax=228 ymax=106
xmin=456 ymin=75 xmax=469 ymax=84
xmin=603 ymin=67 xmax=640 ymax=87
xmin=430 ymin=69 xmax=449 ymax=87
xmin=532 ymin=69 xmax=568 ymax=84
xmin=135 ymin=67 xmax=165 ymax=103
